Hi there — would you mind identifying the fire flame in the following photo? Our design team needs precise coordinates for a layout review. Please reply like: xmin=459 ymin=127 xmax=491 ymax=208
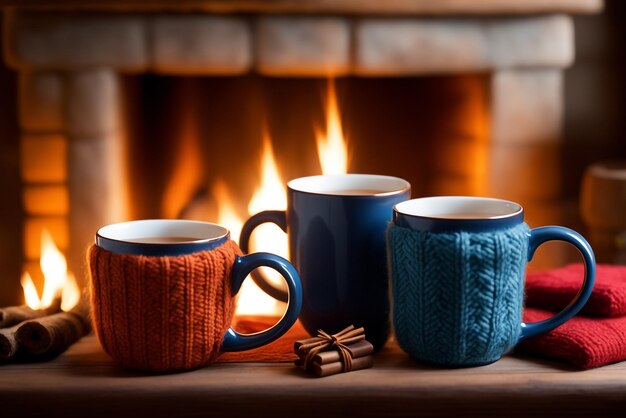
xmin=247 ymin=132 xmax=289 ymax=288
xmin=21 ymin=229 xmax=80 ymax=312
xmin=316 ymin=79 xmax=349 ymax=175
xmin=212 ymin=134 xmax=287 ymax=316
xmin=213 ymin=180 xmax=244 ymax=242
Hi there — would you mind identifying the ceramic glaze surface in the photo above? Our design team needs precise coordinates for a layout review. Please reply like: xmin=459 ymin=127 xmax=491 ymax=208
xmin=241 ymin=174 xmax=410 ymax=350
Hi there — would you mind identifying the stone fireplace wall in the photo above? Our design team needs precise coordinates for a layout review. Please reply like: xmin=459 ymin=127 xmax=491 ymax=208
xmin=3 ymin=10 xmax=574 ymax=285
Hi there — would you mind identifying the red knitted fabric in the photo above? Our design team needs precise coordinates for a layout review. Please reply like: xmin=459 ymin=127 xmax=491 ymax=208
xmin=88 ymin=241 xmax=242 ymax=372
xmin=519 ymin=308 xmax=626 ymax=369
xmin=525 ymin=264 xmax=626 ymax=317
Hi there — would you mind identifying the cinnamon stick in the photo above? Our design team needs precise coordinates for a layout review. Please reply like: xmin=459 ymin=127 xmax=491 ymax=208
xmin=0 ymin=324 xmax=21 ymax=361
xmin=15 ymin=303 xmax=90 ymax=356
xmin=300 ymin=340 xmax=374 ymax=365
xmin=311 ymin=355 xmax=374 ymax=378
xmin=0 ymin=301 xmax=61 ymax=328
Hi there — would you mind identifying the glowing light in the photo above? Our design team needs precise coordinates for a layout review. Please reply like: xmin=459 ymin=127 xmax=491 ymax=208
xmin=247 ymin=131 xmax=289 ymax=294
xmin=161 ymin=83 xmax=203 ymax=219
xmin=213 ymin=180 xmax=244 ymax=243
xmin=61 ymin=273 xmax=81 ymax=312
xmin=212 ymin=171 xmax=284 ymax=317
xmin=21 ymin=229 xmax=80 ymax=311
xmin=39 ymin=229 xmax=67 ymax=308
xmin=315 ymin=79 xmax=349 ymax=175
xmin=20 ymin=272 xmax=40 ymax=310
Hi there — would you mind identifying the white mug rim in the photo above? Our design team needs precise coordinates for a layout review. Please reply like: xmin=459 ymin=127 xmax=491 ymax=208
xmin=394 ymin=196 xmax=523 ymax=220
xmin=287 ymin=174 xmax=410 ymax=197
xmin=96 ymin=219 xmax=229 ymax=245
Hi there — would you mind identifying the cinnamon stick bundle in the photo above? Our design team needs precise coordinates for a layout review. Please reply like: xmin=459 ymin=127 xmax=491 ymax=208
xmin=15 ymin=303 xmax=90 ymax=356
xmin=0 ymin=301 xmax=61 ymax=328
xmin=299 ymin=340 xmax=374 ymax=365
xmin=294 ymin=326 xmax=375 ymax=377
xmin=295 ymin=340 xmax=375 ymax=377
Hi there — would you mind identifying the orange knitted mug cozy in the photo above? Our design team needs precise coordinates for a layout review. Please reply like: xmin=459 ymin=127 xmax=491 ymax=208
xmin=88 ymin=240 xmax=242 ymax=372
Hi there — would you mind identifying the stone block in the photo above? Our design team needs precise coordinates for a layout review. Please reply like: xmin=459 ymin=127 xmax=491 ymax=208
xmin=23 ymin=185 xmax=69 ymax=216
xmin=23 ymin=216 xmax=68 ymax=260
xmin=4 ymin=11 xmax=148 ymax=71
xmin=256 ymin=16 xmax=350 ymax=76
xmin=151 ymin=16 xmax=251 ymax=75
xmin=19 ymin=72 xmax=64 ymax=132
xmin=355 ymin=19 xmax=488 ymax=75
xmin=354 ymin=15 xmax=573 ymax=75
xmin=20 ymin=134 xmax=67 ymax=183
xmin=491 ymin=70 xmax=563 ymax=145
xmin=488 ymin=15 xmax=574 ymax=68
xmin=66 ymin=70 xmax=120 ymax=137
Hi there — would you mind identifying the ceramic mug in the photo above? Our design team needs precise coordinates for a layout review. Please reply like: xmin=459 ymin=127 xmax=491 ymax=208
xmin=89 ymin=219 xmax=303 ymax=372
xmin=387 ymin=196 xmax=596 ymax=367
xmin=581 ymin=161 xmax=626 ymax=264
xmin=240 ymin=174 xmax=411 ymax=350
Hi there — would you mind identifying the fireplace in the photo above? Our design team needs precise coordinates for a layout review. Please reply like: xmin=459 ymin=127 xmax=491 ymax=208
xmin=0 ymin=1 xmax=602 ymax=307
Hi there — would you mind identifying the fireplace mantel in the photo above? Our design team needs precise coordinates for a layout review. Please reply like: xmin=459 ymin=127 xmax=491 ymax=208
xmin=0 ymin=0 xmax=602 ymax=14
xmin=0 ymin=334 xmax=624 ymax=417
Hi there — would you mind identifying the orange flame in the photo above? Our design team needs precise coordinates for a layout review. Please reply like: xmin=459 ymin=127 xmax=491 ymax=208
xmin=194 ymin=80 xmax=349 ymax=316
xmin=213 ymin=180 xmax=244 ymax=243
xmin=212 ymin=150 xmax=285 ymax=317
xmin=21 ymin=229 xmax=80 ymax=312
xmin=316 ymin=79 xmax=349 ymax=175
xmin=247 ymin=132 xmax=289 ymax=296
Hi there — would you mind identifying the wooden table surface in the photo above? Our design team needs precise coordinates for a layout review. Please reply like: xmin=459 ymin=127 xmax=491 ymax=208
xmin=1 ymin=334 xmax=625 ymax=417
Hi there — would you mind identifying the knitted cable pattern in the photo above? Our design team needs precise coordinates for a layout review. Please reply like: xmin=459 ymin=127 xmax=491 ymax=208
xmin=88 ymin=240 xmax=242 ymax=371
xmin=387 ymin=222 xmax=530 ymax=366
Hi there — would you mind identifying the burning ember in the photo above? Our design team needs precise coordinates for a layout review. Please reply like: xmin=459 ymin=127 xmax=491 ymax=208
xmin=20 ymin=229 xmax=80 ymax=312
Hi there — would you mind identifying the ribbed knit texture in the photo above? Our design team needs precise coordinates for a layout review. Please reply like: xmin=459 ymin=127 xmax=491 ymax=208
xmin=88 ymin=240 xmax=242 ymax=372
xmin=387 ymin=222 xmax=530 ymax=366
xmin=519 ymin=264 xmax=626 ymax=369
xmin=526 ymin=264 xmax=626 ymax=317
xmin=520 ymin=308 xmax=626 ymax=369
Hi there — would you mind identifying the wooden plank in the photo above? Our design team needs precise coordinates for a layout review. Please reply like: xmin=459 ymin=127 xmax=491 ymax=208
xmin=0 ymin=0 xmax=603 ymax=15
xmin=0 ymin=334 xmax=625 ymax=417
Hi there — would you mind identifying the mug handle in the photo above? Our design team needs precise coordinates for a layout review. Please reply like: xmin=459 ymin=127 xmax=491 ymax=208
xmin=519 ymin=226 xmax=596 ymax=340
xmin=221 ymin=252 xmax=303 ymax=351
xmin=239 ymin=210 xmax=289 ymax=302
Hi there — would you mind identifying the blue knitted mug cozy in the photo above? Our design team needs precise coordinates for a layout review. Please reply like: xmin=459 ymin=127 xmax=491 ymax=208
xmin=387 ymin=222 xmax=530 ymax=366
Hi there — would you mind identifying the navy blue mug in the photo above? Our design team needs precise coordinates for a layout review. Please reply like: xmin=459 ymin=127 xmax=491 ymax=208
xmin=388 ymin=196 xmax=596 ymax=366
xmin=240 ymin=174 xmax=411 ymax=350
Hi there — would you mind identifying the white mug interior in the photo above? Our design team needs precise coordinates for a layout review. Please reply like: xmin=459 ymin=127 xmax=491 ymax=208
xmin=97 ymin=219 xmax=229 ymax=244
xmin=395 ymin=196 xmax=523 ymax=220
xmin=288 ymin=174 xmax=410 ymax=196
